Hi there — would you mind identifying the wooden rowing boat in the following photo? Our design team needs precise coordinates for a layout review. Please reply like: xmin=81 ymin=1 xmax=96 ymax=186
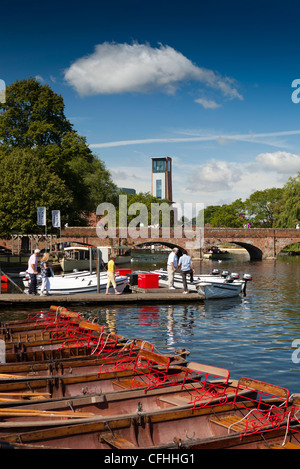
xmin=2 ymin=327 xmax=127 ymax=363
xmin=0 ymin=338 xmax=157 ymax=378
xmin=0 ymin=363 xmax=249 ymax=438
xmin=0 ymin=349 xmax=188 ymax=401
xmin=0 ymin=377 xmax=295 ymax=449
xmin=0 ymin=306 xmax=84 ymax=335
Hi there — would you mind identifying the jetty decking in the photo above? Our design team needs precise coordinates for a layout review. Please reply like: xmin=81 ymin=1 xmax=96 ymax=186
xmin=0 ymin=287 xmax=203 ymax=307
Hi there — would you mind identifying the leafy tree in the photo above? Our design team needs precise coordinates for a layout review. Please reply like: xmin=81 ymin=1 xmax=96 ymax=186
xmin=0 ymin=78 xmax=119 ymax=227
xmin=0 ymin=78 xmax=72 ymax=148
xmin=275 ymin=173 xmax=300 ymax=227
xmin=0 ymin=149 xmax=73 ymax=237
xmin=244 ymin=187 xmax=283 ymax=227
xmin=209 ymin=199 xmax=245 ymax=227
xmin=196 ymin=205 xmax=221 ymax=226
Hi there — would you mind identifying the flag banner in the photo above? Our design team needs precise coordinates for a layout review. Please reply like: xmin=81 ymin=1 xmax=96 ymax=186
xmin=52 ymin=210 xmax=61 ymax=228
xmin=37 ymin=207 xmax=46 ymax=226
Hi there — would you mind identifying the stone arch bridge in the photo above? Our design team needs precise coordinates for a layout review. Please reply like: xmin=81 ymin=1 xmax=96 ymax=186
xmin=57 ymin=227 xmax=300 ymax=261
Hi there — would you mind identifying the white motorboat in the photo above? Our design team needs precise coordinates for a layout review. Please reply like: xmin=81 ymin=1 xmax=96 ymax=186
xmin=22 ymin=270 xmax=128 ymax=295
xmin=152 ymin=269 xmax=252 ymax=299
xmin=195 ymin=280 xmax=243 ymax=299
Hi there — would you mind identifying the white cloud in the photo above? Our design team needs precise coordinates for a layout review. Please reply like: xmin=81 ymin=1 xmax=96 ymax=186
xmin=187 ymin=160 xmax=243 ymax=192
xmin=34 ymin=75 xmax=45 ymax=83
xmin=256 ymin=151 xmax=300 ymax=174
xmin=108 ymin=165 xmax=149 ymax=193
xmin=64 ymin=42 xmax=242 ymax=100
xmin=195 ymin=98 xmax=221 ymax=109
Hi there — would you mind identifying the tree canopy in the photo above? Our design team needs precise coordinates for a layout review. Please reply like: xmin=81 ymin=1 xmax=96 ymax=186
xmin=199 ymin=176 xmax=299 ymax=228
xmin=244 ymin=187 xmax=283 ymax=227
xmin=0 ymin=149 xmax=73 ymax=237
xmin=275 ymin=173 xmax=300 ymax=228
xmin=0 ymin=78 xmax=118 ymax=234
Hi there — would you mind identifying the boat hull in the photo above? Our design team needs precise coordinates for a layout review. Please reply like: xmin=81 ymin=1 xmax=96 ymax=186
xmin=196 ymin=281 xmax=243 ymax=299
xmin=152 ymin=269 xmax=245 ymax=298
xmin=0 ymin=397 xmax=293 ymax=449
xmin=23 ymin=272 xmax=128 ymax=295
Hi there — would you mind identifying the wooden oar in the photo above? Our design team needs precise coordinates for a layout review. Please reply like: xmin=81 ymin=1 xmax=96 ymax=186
xmin=0 ymin=373 xmax=30 ymax=379
xmin=0 ymin=392 xmax=51 ymax=401
xmin=0 ymin=407 xmax=96 ymax=418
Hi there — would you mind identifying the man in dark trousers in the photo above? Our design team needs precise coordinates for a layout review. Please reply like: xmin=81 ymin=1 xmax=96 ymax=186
xmin=27 ymin=249 xmax=40 ymax=295
xmin=178 ymin=249 xmax=195 ymax=294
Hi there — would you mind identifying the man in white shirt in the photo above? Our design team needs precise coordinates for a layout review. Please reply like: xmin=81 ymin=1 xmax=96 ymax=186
xmin=167 ymin=247 xmax=178 ymax=289
xmin=27 ymin=249 xmax=40 ymax=295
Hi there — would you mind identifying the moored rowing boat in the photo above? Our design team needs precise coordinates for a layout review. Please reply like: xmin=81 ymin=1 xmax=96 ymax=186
xmin=0 ymin=377 xmax=296 ymax=449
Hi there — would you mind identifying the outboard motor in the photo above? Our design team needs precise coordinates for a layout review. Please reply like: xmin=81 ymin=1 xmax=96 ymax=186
xmin=243 ymin=274 xmax=252 ymax=282
xmin=225 ymin=274 xmax=234 ymax=283
xmin=231 ymin=272 xmax=239 ymax=279
xmin=212 ymin=269 xmax=220 ymax=275
xmin=242 ymin=274 xmax=253 ymax=296
xmin=221 ymin=270 xmax=229 ymax=278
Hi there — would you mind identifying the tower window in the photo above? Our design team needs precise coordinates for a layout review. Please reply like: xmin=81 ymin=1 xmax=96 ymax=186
xmin=156 ymin=179 xmax=162 ymax=198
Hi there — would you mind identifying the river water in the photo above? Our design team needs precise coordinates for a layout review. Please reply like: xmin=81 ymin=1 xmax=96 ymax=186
xmin=1 ymin=249 xmax=300 ymax=394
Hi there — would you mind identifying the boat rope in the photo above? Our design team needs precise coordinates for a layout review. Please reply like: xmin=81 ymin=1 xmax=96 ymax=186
xmin=227 ymin=401 xmax=288 ymax=435
xmin=227 ymin=408 xmax=257 ymax=434
xmin=89 ymin=331 xmax=105 ymax=355
xmin=281 ymin=410 xmax=293 ymax=447
xmin=90 ymin=332 xmax=112 ymax=356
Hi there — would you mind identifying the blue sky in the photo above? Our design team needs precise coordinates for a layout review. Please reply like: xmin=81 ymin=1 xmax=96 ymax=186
xmin=1 ymin=0 xmax=300 ymax=214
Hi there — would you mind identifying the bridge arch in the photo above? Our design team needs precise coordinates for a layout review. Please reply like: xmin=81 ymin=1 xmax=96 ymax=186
xmin=228 ymin=242 xmax=263 ymax=261
xmin=276 ymin=241 xmax=300 ymax=256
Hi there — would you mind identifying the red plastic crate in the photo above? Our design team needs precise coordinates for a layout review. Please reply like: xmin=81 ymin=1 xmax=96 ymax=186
xmin=115 ymin=268 xmax=132 ymax=276
xmin=138 ymin=273 xmax=159 ymax=289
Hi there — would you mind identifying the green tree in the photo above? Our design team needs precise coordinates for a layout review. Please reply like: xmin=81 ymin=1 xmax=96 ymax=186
xmin=275 ymin=173 xmax=300 ymax=227
xmin=210 ymin=199 xmax=245 ymax=227
xmin=0 ymin=149 xmax=73 ymax=237
xmin=196 ymin=205 xmax=221 ymax=226
xmin=0 ymin=78 xmax=72 ymax=148
xmin=244 ymin=187 xmax=283 ymax=227
xmin=0 ymin=78 xmax=119 ymax=226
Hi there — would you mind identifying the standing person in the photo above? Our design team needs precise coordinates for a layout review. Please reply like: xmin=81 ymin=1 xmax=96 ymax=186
xmin=27 ymin=249 xmax=40 ymax=295
xmin=40 ymin=253 xmax=51 ymax=296
xmin=106 ymin=255 xmax=122 ymax=295
xmin=167 ymin=247 xmax=178 ymax=289
xmin=178 ymin=249 xmax=195 ymax=294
